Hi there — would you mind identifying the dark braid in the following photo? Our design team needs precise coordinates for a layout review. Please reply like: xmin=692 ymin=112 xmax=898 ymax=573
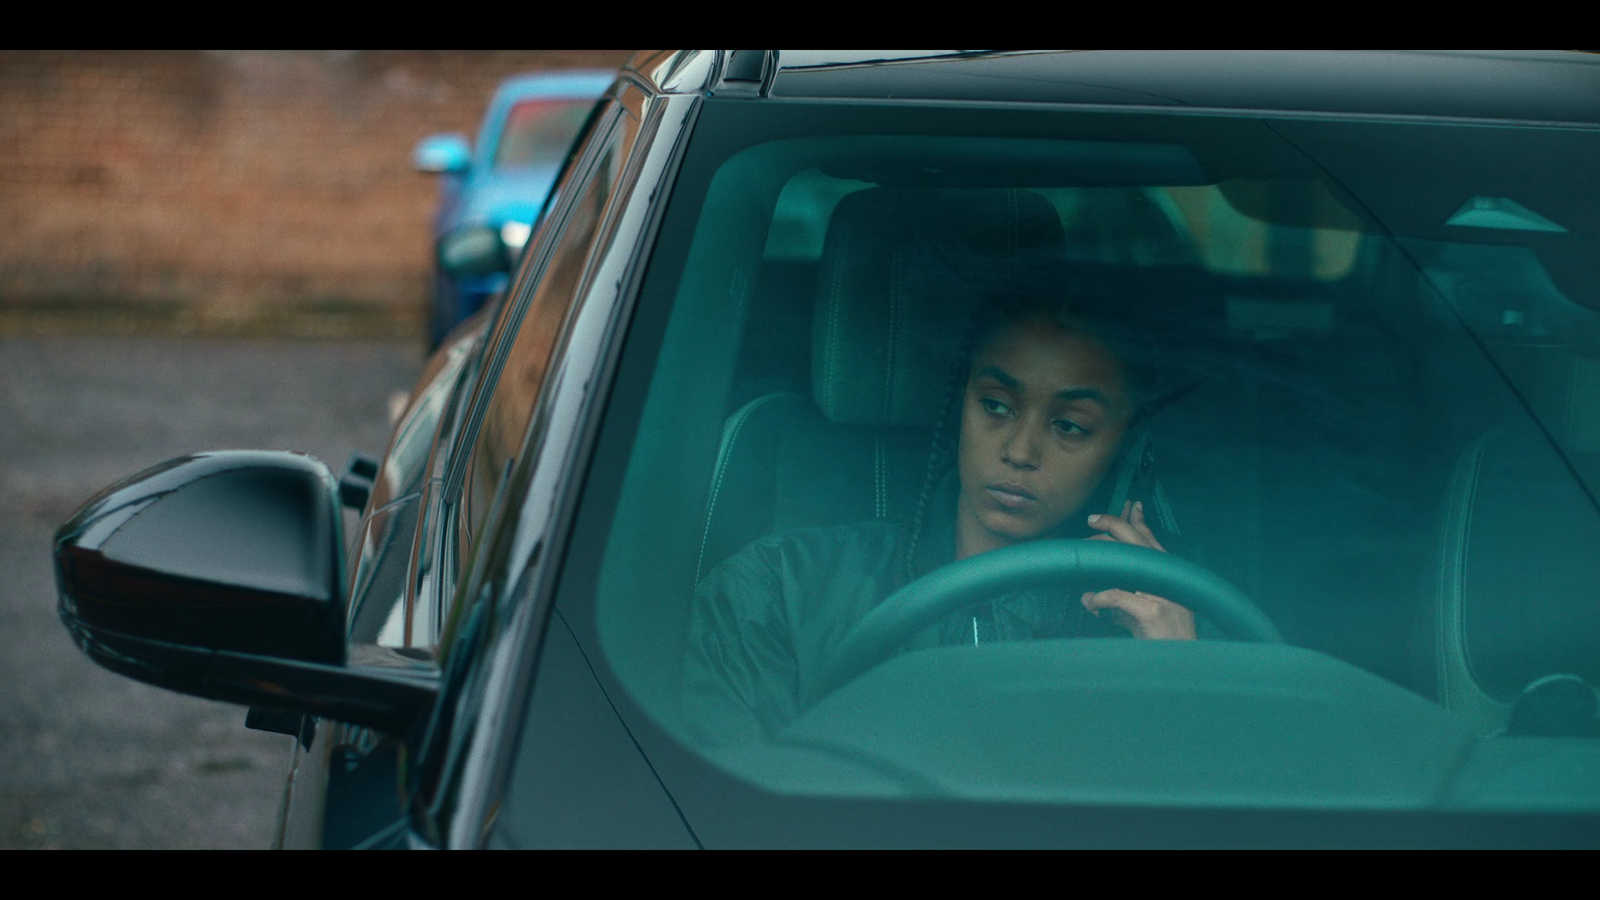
xmin=899 ymin=328 xmax=979 ymax=585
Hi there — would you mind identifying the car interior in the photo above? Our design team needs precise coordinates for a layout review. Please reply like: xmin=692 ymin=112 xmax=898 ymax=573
xmin=698 ymin=177 xmax=1453 ymax=682
xmin=590 ymin=128 xmax=1600 ymax=803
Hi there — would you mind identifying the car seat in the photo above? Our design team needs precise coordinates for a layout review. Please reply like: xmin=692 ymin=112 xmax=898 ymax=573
xmin=695 ymin=186 xmax=1190 ymax=583
xmin=1423 ymin=346 xmax=1600 ymax=734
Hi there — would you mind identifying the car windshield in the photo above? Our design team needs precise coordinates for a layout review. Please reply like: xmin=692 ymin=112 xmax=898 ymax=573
xmin=493 ymin=98 xmax=594 ymax=170
xmin=557 ymin=100 xmax=1600 ymax=817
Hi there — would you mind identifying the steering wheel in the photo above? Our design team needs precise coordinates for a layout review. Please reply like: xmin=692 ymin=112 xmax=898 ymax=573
xmin=809 ymin=539 xmax=1282 ymax=704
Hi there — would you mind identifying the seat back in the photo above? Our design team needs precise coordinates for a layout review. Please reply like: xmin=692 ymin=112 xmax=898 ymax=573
xmin=1426 ymin=347 xmax=1600 ymax=732
xmin=695 ymin=187 xmax=1066 ymax=581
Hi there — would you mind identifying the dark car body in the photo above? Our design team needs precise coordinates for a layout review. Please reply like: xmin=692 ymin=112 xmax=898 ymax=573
xmin=414 ymin=70 xmax=613 ymax=348
xmin=56 ymin=50 xmax=1600 ymax=848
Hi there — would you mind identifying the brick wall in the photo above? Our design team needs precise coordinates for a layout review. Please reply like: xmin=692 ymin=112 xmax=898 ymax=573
xmin=0 ymin=50 xmax=632 ymax=327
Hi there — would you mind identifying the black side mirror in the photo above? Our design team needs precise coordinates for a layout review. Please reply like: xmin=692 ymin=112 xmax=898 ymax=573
xmin=438 ymin=225 xmax=512 ymax=278
xmin=55 ymin=451 xmax=436 ymax=734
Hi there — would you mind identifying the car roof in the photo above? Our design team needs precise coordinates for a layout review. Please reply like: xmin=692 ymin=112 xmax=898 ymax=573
xmin=633 ymin=50 xmax=1600 ymax=125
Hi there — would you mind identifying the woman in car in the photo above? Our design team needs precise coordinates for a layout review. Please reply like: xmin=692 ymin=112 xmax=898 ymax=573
xmin=682 ymin=272 xmax=1197 ymax=746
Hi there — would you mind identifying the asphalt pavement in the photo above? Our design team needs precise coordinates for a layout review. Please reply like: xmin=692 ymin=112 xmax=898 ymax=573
xmin=0 ymin=335 xmax=421 ymax=849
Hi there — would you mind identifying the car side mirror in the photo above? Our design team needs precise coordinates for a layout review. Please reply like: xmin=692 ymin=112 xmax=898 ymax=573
xmin=54 ymin=451 xmax=437 ymax=735
xmin=438 ymin=224 xmax=512 ymax=278
xmin=414 ymin=133 xmax=472 ymax=175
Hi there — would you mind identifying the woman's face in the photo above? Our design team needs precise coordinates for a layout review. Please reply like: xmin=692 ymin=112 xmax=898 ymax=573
xmin=955 ymin=316 xmax=1134 ymax=559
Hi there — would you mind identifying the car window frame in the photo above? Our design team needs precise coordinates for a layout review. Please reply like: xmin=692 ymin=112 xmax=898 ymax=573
xmin=453 ymin=103 xmax=645 ymax=572
xmin=389 ymin=100 xmax=626 ymax=657
xmin=403 ymin=83 xmax=693 ymax=844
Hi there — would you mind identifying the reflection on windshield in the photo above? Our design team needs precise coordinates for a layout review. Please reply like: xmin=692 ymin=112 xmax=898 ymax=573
xmin=584 ymin=115 xmax=1600 ymax=813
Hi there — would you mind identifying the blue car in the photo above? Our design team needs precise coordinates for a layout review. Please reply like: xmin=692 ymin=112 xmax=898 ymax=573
xmin=413 ymin=69 xmax=612 ymax=348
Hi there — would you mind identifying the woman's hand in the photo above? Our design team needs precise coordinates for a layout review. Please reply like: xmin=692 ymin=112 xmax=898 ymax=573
xmin=1081 ymin=500 xmax=1197 ymax=641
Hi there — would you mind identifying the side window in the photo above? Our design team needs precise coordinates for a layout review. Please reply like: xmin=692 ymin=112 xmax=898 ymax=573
xmin=444 ymin=90 xmax=647 ymax=626
xmin=397 ymin=100 xmax=628 ymax=651
xmin=467 ymin=98 xmax=615 ymax=382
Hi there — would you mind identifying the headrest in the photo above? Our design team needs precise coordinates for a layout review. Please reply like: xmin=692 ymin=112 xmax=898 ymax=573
xmin=811 ymin=188 xmax=1066 ymax=428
